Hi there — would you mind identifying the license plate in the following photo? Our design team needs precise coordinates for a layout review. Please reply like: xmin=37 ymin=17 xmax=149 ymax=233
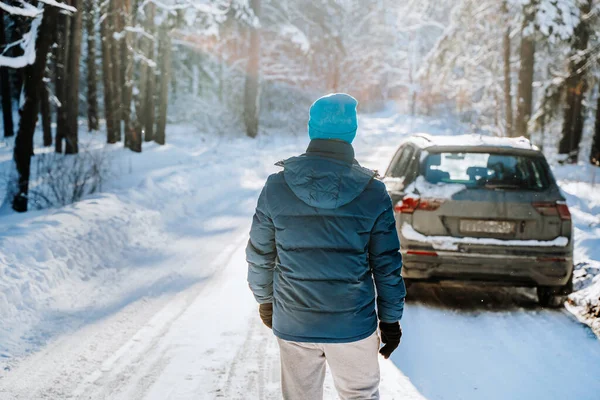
xmin=459 ymin=219 xmax=516 ymax=235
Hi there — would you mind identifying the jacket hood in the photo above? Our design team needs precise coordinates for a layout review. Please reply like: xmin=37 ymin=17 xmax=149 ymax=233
xmin=279 ymin=155 xmax=377 ymax=209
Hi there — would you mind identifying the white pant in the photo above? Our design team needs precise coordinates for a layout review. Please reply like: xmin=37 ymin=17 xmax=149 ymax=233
xmin=277 ymin=332 xmax=381 ymax=400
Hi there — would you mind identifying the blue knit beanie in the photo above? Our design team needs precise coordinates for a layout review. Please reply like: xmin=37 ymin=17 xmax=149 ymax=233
xmin=308 ymin=93 xmax=358 ymax=144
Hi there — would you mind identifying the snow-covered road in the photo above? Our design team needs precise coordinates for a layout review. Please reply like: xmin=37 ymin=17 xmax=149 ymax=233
xmin=396 ymin=284 xmax=600 ymax=400
xmin=1 ymin=110 xmax=600 ymax=399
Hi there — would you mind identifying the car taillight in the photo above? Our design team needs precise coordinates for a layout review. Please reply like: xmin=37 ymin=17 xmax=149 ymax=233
xmin=394 ymin=197 xmax=444 ymax=214
xmin=532 ymin=201 xmax=571 ymax=221
xmin=556 ymin=201 xmax=571 ymax=220
xmin=394 ymin=197 xmax=420 ymax=213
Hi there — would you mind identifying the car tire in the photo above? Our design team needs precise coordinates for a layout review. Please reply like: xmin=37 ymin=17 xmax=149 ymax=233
xmin=537 ymin=274 xmax=573 ymax=308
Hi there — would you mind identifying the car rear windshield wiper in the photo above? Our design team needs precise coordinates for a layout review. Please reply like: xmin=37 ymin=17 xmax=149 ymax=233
xmin=483 ymin=182 xmax=525 ymax=190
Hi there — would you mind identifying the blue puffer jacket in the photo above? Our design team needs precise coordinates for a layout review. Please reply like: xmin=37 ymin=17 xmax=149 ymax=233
xmin=246 ymin=139 xmax=405 ymax=343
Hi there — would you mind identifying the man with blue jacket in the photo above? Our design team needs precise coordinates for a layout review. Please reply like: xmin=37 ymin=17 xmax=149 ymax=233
xmin=246 ymin=93 xmax=406 ymax=400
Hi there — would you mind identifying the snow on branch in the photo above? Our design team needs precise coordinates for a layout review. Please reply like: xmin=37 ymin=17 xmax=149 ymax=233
xmin=397 ymin=21 xmax=447 ymax=33
xmin=0 ymin=10 xmax=42 ymax=68
xmin=125 ymin=26 xmax=155 ymax=41
xmin=0 ymin=0 xmax=77 ymax=69
xmin=0 ymin=1 xmax=42 ymax=17
xmin=36 ymin=0 xmax=77 ymax=13
xmin=1 ymin=37 xmax=25 ymax=56
xmin=133 ymin=50 xmax=157 ymax=68
xmin=141 ymin=0 xmax=229 ymax=15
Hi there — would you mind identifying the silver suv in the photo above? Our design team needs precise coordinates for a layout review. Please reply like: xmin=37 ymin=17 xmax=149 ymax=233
xmin=384 ymin=134 xmax=573 ymax=307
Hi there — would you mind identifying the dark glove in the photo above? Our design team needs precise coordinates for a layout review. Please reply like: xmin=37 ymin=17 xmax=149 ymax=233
xmin=259 ymin=303 xmax=273 ymax=329
xmin=379 ymin=321 xmax=402 ymax=359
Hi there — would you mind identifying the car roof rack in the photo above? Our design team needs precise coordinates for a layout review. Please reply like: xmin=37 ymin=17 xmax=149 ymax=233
xmin=412 ymin=133 xmax=433 ymax=143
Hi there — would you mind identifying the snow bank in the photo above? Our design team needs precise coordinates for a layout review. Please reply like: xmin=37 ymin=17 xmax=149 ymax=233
xmin=0 ymin=193 xmax=167 ymax=357
xmin=553 ymin=163 xmax=600 ymax=337
xmin=0 ymin=124 xmax=305 ymax=360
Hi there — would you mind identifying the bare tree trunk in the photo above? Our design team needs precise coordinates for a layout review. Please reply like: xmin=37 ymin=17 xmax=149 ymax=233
xmin=110 ymin=0 xmax=123 ymax=141
xmin=591 ymin=85 xmax=600 ymax=166
xmin=143 ymin=2 xmax=156 ymax=142
xmin=65 ymin=0 xmax=83 ymax=154
xmin=558 ymin=0 xmax=592 ymax=163
xmin=40 ymin=81 xmax=52 ymax=146
xmin=122 ymin=0 xmax=134 ymax=149
xmin=408 ymin=31 xmax=417 ymax=116
xmin=0 ymin=9 xmax=14 ymax=138
xmin=171 ymin=48 xmax=177 ymax=101
xmin=9 ymin=19 xmax=26 ymax=107
xmin=514 ymin=1 xmax=536 ymax=139
xmin=10 ymin=7 xmax=57 ymax=212
xmin=155 ymin=23 xmax=171 ymax=145
xmin=101 ymin=0 xmax=117 ymax=144
xmin=502 ymin=0 xmax=513 ymax=137
xmin=243 ymin=0 xmax=261 ymax=138
xmin=85 ymin=0 xmax=99 ymax=131
xmin=55 ymin=11 xmax=71 ymax=153
xmin=135 ymin=3 xmax=150 ymax=143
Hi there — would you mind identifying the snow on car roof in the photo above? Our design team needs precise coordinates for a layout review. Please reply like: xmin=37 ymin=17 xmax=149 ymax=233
xmin=408 ymin=133 xmax=539 ymax=151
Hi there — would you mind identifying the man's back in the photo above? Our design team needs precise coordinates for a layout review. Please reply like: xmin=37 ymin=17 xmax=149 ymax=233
xmin=247 ymin=139 xmax=405 ymax=343
xmin=246 ymin=93 xmax=405 ymax=400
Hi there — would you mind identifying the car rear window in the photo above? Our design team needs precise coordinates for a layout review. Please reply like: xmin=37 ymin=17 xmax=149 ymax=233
xmin=422 ymin=152 xmax=551 ymax=190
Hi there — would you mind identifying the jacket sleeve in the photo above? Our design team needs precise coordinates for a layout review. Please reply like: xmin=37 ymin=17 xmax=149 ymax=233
xmin=246 ymin=182 xmax=277 ymax=304
xmin=369 ymin=193 xmax=406 ymax=323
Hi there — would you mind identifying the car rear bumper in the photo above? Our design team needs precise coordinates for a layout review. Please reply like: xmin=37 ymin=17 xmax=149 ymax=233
xmin=402 ymin=249 xmax=573 ymax=287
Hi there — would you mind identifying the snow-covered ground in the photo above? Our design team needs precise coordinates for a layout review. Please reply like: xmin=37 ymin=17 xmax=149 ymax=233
xmin=555 ymin=164 xmax=600 ymax=335
xmin=1 ymin=107 xmax=600 ymax=399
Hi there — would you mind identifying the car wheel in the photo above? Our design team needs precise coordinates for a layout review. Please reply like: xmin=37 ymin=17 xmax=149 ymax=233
xmin=537 ymin=274 xmax=573 ymax=308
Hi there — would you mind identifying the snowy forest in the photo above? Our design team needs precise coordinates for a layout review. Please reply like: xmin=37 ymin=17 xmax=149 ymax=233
xmin=1 ymin=0 xmax=600 ymax=213
xmin=2 ymin=1 xmax=600 ymax=398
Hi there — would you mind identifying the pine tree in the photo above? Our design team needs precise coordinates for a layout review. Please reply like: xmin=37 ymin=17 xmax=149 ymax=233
xmin=40 ymin=79 xmax=52 ymax=146
xmin=143 ymin=2 xmax=156 ymax=142
xmin=101 ymin=0 xmax=117 ymax=144
xmin=514 ymin=0 xmax=537 ymax=139
xmin=122 ymin=0 xmax=134 ymax=149
xmin=11 ymin=6 xmax=58 ymax=212
xmin=135 ymin=2 xmax=151 ymax=144
xmin=110 ymin=0 xmax=123 ymax=141
xmin=55 ymin=10 xmax=71 ymax=153
xmin=244 ymin=0 xmax=261 ymax=138
xmin=155 ymin=21 xmax=171 ymax=145
xmin=0 ymin=9 xmax=14 ymax=138
xmin=502 ymin=0 xmax=513 ymax=137
xmin=85 ymin=0 xmax=99 ymax=131
xmin=558 ymin=0 xmax=593 ymax=163
xmin=65 ymin=0 xmax=84 ymax=154
xmin=590 ymin=86 xmax=600 ymax=166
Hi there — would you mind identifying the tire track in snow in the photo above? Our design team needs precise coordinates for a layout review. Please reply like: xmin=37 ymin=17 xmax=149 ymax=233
xmin=218 ymin=317 xmax=279 ymax=400
xmin=69 ymin=236 xmax=247 ymax=400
